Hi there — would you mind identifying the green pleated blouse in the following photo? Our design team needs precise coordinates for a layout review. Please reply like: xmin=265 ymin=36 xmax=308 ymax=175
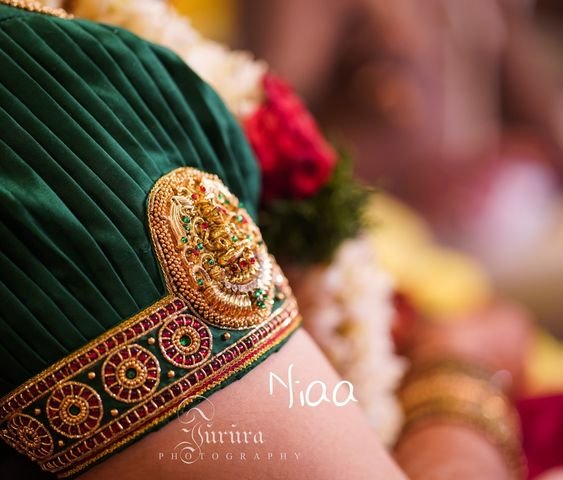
xmin=0 ymin=4 xmax=260 ymax=397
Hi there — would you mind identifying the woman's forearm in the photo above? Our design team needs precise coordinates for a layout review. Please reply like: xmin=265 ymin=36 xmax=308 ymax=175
xmin=395 ymin=422 xmax=512 ymax=480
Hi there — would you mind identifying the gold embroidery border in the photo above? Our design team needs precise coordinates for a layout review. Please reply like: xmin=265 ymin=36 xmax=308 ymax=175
xmin=0 ymin=296 xmax=177 ymax=421
xmin=55 ymin=303 xmax=300 ymax=477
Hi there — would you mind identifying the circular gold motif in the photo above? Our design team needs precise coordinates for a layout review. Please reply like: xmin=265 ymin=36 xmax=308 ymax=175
xmin=1 ymin=414 xmax=54 ymax=460
xmin=149 ymin=168 xmax=276 ymax=329
xmin=46 ymin=382 xmax=103 ymax=438
xmin=159 ymin=315 xmax=212 ymax=368
xmin=102 ymin=345 xmax=160 ymax=403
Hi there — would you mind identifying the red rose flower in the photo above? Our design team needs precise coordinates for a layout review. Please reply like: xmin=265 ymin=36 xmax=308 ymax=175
xmin=244 ymin=73 xmax=336 ymax=202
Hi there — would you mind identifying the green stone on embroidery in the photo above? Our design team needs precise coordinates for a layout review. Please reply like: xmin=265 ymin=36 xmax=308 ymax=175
xmin=181 ymin=237 xmax=188 ymax=243
xmin=179 ymin=335 xmax=192 ymax=347
xmin=237 ymin=215 xmax=243 ymax=222
xmin=197 ymin=243 xmax=204 ymax=250
xmin=208 ymin=259 xmax=215 ymax=265
xmin=126 ymin=368 xmax=137 ymax=380
xmin=182 ymin=217 xmax=190 ymax=223
xmin=232 ymin=236 xmax=238 ymax=242
xmin=184 ymin=225 xmax=191 ymax=231
xmin=68 ymin=405 xmax=81 ymax=416
xmin=197 ymin=279 xmax=204 ymax=287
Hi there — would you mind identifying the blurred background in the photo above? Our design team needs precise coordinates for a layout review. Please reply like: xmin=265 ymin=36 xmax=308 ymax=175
xmin=174 ymin=0 xmax=563 ymax=341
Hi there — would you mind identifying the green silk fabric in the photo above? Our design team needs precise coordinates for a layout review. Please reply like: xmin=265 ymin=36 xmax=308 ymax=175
xmin=0 ymin=5 xmax=260 ymax=397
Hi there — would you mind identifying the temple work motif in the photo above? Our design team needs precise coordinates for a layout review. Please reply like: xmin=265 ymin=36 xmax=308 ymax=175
xmin=0 ymin=168 xmax=300 ymax=477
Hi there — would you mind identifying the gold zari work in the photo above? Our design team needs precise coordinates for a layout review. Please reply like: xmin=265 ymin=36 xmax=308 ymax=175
xmin=149 ymin=168 xmax=275 ymax=329
xmin=0 ymin=167 xmax=301 ymax=477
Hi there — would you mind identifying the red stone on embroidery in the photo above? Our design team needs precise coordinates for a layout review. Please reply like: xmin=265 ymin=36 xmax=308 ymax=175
xmin=166 ymin=304 xmax=175 ymax=314
xmin=158 ymin=309 xmax=168 ymax=319
xmin=150 ymin=313 xmax=160 ymax=324
xmin=70 ymin=360 xmax=81 ymax=372
xmin=174 ymin=299 xmax=185 ymax=310
xmin=20 ymin=391 xmax=32 ymax=403
xmin=85 ymin=418 xmax=99 ymax=429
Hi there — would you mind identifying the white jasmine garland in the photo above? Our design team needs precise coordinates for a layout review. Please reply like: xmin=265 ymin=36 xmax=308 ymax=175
xmin=288 ymin=235 xmax=407 ymax=445
xmin=70 ymin=0 xmax=266 ymax=118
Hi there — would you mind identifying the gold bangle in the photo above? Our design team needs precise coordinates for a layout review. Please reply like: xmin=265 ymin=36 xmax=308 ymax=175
xmin=398 ymin=361 xmax=526 ymax=479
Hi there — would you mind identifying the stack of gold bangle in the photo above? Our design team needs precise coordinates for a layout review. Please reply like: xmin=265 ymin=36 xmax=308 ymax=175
xmin=398 ymin=360 xmax=526 ymax=480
